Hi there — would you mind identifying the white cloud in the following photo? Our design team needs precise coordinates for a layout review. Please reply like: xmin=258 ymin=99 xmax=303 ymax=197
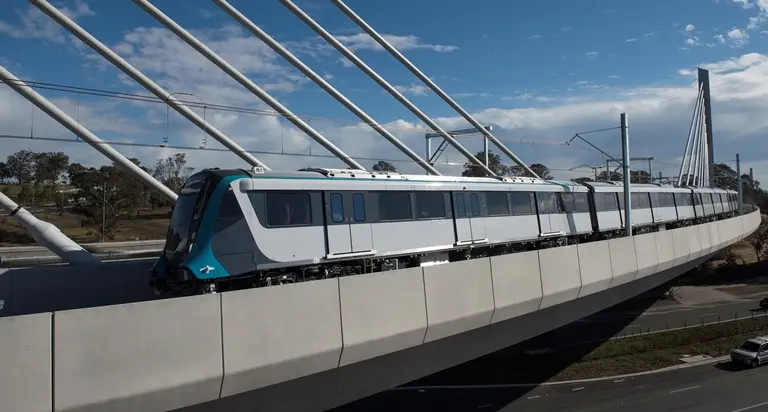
xmin=625 ymin=38 xmax=637 ymax=42
xmin=334 ymin=32 xmax=459 ymax=53
xmin=0 ymin=0 xmax=94 ymax=43
xmin=528 ymin=34 xmax=543 ymax=40
xmin=727 ymin=27 xmax=749 ymax=45
xmin=586 ymin=51 xmax=599 ymax=58
xmin=721 ymin=0 xmax=768 ymax=46
xmin=561 ymin=26 xmax=573 ymax=32
xmin=393 ymin=84 xmax=430 ymax=96
xmin=4 ymin=17 xmax=768 ymax=185
xmin=685 ymin=24 xmax=696 ymax=32
xmin=732 ymin=0 xmax=754 ymax=9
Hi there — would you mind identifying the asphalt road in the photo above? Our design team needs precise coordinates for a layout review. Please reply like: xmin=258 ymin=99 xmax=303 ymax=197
xmin=515 ymin=293 xmax=768 ymax=352
xmin=339 ymin=359 xmax=768 ymax=411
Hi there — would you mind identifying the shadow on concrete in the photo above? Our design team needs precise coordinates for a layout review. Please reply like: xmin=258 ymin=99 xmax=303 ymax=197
xmin=0 ymin=258 xmax=163 ymax=317
xmin=330 ymin=282 xmax=673 ymax=412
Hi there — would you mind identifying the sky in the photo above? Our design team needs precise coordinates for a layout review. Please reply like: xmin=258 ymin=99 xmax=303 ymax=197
xmin=1 ymin=0 xmax=768 ymax=184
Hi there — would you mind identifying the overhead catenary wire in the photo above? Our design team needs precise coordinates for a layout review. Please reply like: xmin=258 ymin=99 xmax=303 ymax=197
xmin=0 ymin=78 xmax=565 ymax=146
xmin=0 ymin=133 xmax=595 ymax=175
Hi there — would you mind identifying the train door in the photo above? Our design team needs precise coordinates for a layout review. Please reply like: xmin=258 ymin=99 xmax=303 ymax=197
xmin=325 ymin=191 xmax=374 ymax=257
xmin=452 ymin=192 xmax=486 ymax=245
xmin=536 ymin=192 xmax=553 ymax=235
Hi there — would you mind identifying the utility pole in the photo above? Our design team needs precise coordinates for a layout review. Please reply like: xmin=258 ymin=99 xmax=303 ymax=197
xmin=621 ymin=113 xmax=631 ymax=237
xmin=737 ymin=153 xmax=743 ymax=215
xmin=101 ymin=179 xmax=106 ymax=243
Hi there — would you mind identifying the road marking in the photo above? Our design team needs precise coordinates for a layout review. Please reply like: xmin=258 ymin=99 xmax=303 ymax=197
xmin=572 ymin=387 xmax=585 ymax=392
xmin=730 ymin=400 xmax=768 ymax=412
xmin=613 ymin=379 xmax=626 ymax=383
xmin=527 ymin=395 xmax=540 ymax=400
xmin=700 ymin=313 xmax=719 ymax=317
xmin=669 ymin=385 xmax=701 ymax=394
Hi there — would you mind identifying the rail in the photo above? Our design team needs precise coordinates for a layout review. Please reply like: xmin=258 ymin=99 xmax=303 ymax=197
xmin=0 ymin=239 xmax=164 ymax=260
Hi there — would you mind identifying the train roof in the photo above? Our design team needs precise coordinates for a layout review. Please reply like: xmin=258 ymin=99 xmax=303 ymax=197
xmin=198 ymin=167 xmax=567 ymax=185
xmin=581 ymin=181 xmax=689 ymax=192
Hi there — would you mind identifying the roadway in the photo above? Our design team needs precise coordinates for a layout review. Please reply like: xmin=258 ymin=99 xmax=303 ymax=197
xmin=346 ymin=359 xmax=768 ymax=412
xmin=514 ymin=291 xmax=768 ymax=353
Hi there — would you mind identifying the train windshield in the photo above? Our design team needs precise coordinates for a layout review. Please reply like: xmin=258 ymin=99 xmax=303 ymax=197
xmin=164 ymin=175 xmax=208 ymax=263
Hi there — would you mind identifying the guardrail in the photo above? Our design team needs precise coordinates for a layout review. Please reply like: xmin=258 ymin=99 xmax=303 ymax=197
xmin=0 ymin=249 xmax=161 ymax=267
xmin=0 ymin=239 xmax=164 ymax=260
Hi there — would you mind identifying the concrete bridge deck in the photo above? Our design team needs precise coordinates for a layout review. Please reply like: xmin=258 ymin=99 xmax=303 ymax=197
xmin=0 ymin=208 xmax=760 ymax=412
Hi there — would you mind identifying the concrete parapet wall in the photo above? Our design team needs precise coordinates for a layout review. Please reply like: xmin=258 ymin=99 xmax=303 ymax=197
xmin=634 ymin=232 xmax=659 ymax=280
xmin=489 ymin=251 xmax=542 ymax=323
xmin=0 ymin=211 xmax=759 ymax=412
xmin=654 ymin=229 xmax=675 ymax=273
xmin=576 ymin=241 xmax=612 ymax=298
xmin=539 ymin=245 xmax=582 ymax=308
xmin=608 ymin=236 xmax=638 ymax=286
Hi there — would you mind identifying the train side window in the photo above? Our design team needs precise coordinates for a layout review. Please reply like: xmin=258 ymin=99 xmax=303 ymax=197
xmin=630 ymin=193 xmax=640 ymax=209
xmin=593 ymin=192 xmax=606 ymax=212
xmin=638 ymin=193 xmax=651 ymax=209
xmin=218 ymin=189 xmax=242 ymax=218
xmin=574 ymin=193 xmax=590 ymax=213
xmin=265 ymin=192 xmax=312 ymax=227
xmin=649 ymin=192 xmax=659 ymax=208
xmin=511 ymin=192 xmax=533 ymax=215
xmin=454 ymin=193 xmax=467 ymax=217
xmin=560 ymin=193 xmax=576 ymax=212
xmin=379 ymin=192 xmax=412 ymax=221
xmin=330 ymin=193 xmax=344 ymax=223
xmin=536 ymin=192 xmax=550 ymax=214
xmin=470 ymin=193 xmax=481 ymax=217
xmin=486 ymin=191 xmax=510 ymax=216
xmin=353 ymin=193 xmax=366 ymax=222
xmin=416 ymin=191 xmax=446 ymax=219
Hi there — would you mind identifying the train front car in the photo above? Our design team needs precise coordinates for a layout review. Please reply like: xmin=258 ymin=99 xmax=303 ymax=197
xmin=150 ymin=169 xmax=251 ymax=295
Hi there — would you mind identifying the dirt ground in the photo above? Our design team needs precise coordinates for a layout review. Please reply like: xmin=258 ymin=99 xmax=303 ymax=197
xmin=0 ymin=208 xmax=171 ymax=246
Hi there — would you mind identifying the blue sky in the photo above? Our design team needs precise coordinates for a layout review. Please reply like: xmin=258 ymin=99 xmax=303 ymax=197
xmin=1 ymin=0 xmax=767 ymax=182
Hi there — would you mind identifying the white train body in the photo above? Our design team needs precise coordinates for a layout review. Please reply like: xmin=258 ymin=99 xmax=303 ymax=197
xmin=150 ymin=168 xmax=740 ymax=294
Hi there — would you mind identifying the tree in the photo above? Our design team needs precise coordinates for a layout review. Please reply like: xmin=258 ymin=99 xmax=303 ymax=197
xmin=152 ymin=152 xmax=195 ymax=192
xmin=461 ymin=151 xmax=507 ymax=177
xmin=630 ymin=170 xmax=652 ymax=184
xmin=597 ymin=170 xmax=622 ymax=182
xmin=34 ymin=152 xmax=69 ymax=184
xmin=67 ymin=163 xmax=87 ymax=184
xmin=5 ymin=150 xmax=37 ymax=183
xmin=372 ymin=160 xmax=397 ymax=172
xmin=0 ymin=162 xmax=9 ymax=181
xmin=571 ymin=177 xmax=594 ymax=184
xmin=530 ymin=163 xmax=552 ymax=180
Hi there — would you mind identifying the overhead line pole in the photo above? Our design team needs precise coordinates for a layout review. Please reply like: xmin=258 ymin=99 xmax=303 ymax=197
xmin=206 ymin=0 xmax=438 ymax=174
xmin=0 ymin=65 xmax=178 ymax=204
xmin=29 ymin=0 xmax=271 ymax=171
xmin=330 ymin=0 xmax=539 ymax=179
xmin=280 ymin=0 xmax=497 ymax=177
xmin=134 ymin=0 xmax=365 ymax=171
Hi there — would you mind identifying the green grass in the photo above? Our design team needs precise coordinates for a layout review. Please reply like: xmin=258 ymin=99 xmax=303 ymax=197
xmin=550 ymin=316 xmax=768 ymax=381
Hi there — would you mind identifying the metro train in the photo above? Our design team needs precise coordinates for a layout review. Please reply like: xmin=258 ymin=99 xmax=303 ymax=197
xmin=150 ymin=167 xmax=739 ymax=295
